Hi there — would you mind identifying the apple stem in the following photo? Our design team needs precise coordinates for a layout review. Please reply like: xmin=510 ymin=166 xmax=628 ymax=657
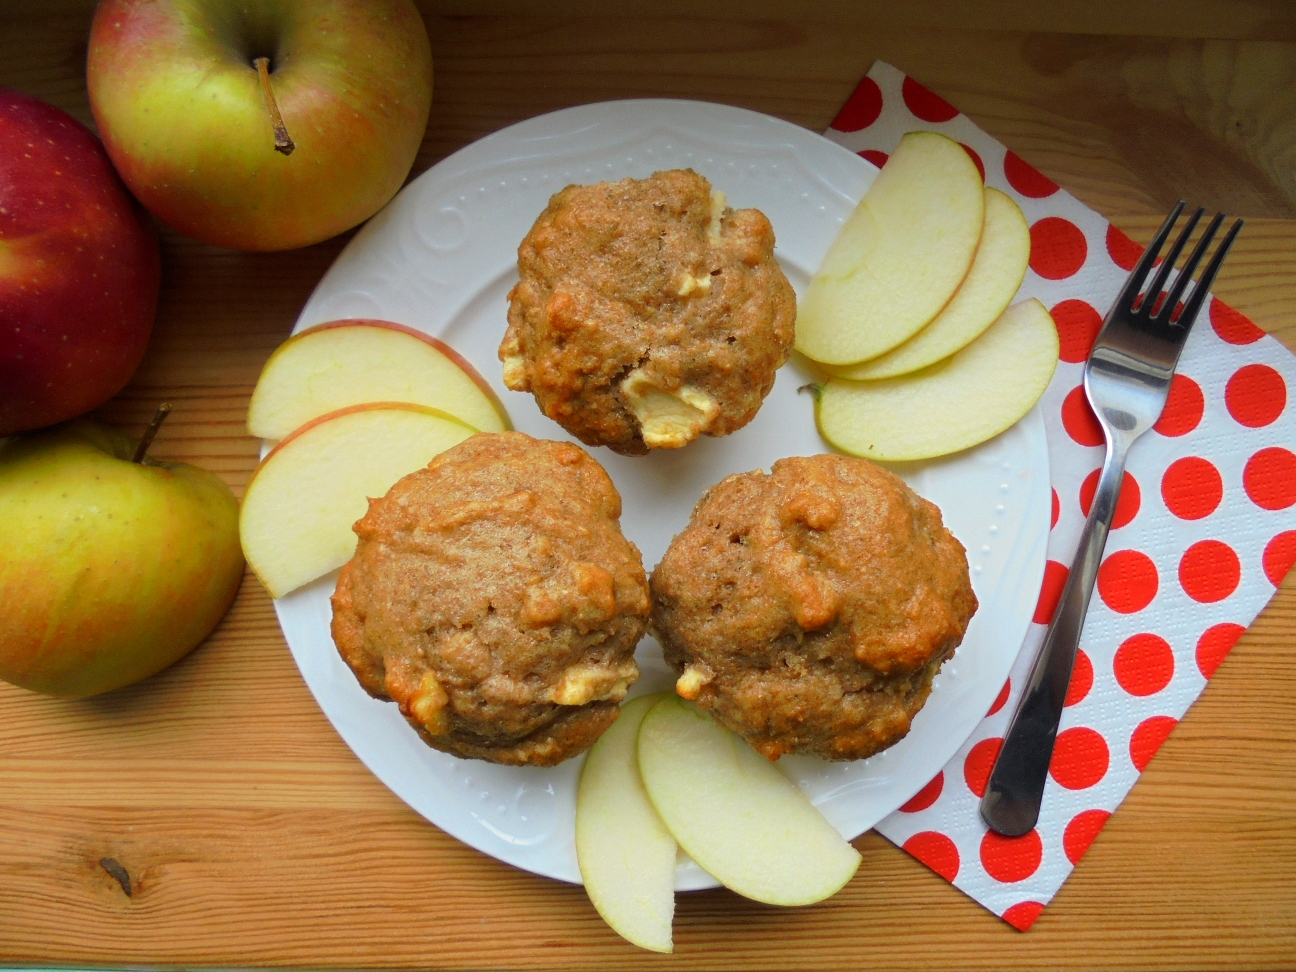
xmin=132 ymin=404 xmax=173 ymax=464
xmin=797 ymin=382 xmax=823 ymax=401
xmin=254 ymin=57 xmax=295 ymax=156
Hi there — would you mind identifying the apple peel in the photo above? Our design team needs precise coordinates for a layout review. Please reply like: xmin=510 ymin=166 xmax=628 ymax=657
xmin=637 ymin=696 xmax=861 ymax=907
xmin=815 ymin=298 xmax=1060 ymax=462
xmin=239 ymin=402 xmax=478 ymax=599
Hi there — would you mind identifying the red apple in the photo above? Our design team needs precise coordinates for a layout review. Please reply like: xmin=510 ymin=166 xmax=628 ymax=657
xmin=0 ymin=89 xmax=161 ymax=436
xmin=86 ymin=0 xmax=434 ymax=252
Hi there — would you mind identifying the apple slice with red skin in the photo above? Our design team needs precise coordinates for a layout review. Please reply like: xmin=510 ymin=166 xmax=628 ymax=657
xmin=239 ymin=402 xmax=478 ymax=599
xmin=248 ymin=319 xmax=511 ymax=441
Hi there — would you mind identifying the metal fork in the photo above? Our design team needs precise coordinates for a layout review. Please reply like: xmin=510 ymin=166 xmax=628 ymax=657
xmin=980 ymin=202 xmax=1243 ymax=837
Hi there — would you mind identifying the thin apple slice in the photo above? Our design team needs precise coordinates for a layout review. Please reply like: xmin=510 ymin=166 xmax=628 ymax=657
xmin=815 ymin=298 xmax=1059 ymax=462
xmin=827 ymin=187 xmax=1030 ymax=381
xmin=795 ymin=131 xmax=985 ymax=366
xmin=637 ymin=696 xmax=861 ymax=906
xmin=247 ymin=319 xmax=510 ymax=441
xmin=576 ymin=692 xmax=677 ymax=953
xmin=240 ymin=403 xmax=478 ymax=598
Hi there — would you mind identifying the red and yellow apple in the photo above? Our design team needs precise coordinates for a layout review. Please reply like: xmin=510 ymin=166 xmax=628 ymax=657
xmin=0 ymin=88 xmax=160 ymax=436
xmin=248 ymin=319 xmax=511 ymax=440
xmin=0 ymin=417 xmax=244 ymax=698
xmin=86 ymin=0 xmax=434 ymax=251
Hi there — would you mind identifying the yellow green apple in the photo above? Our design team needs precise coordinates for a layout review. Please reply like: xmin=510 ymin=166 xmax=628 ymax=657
xmin=248 ymin=319 xmax=511 ymax=441
xmin=796 ymin=131 xmax=984 ymax=366
xmin=86 ymin=0 xmax=433 ymax=251
xmin=0 ymin=417 xmax=244 ymax=698
xmin=239 ymin=402 xmax=478 ymax=599
xmin=815 ymin=298 xmax=1060 ymax=461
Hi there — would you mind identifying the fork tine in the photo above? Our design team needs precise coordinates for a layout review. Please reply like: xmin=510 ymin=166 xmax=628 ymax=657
xmin=1143 ymin=206 xmax=1204 ymax=316
xmin=1175 ymin=218 xmax=1243 ymax=328
xmin=1158 ymin=211 xmax=1223 ymax=322
xmin=1114 ymin=200 xmax=1184 ymax=313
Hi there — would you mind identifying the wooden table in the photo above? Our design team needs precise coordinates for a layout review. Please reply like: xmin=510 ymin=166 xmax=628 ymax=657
xmin=3 ymin=2 xmax=1295 ymax=968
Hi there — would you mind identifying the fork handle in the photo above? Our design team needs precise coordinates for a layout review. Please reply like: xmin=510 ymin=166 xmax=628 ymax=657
xmin=979 ymin=435 xmax=1131 ymax=836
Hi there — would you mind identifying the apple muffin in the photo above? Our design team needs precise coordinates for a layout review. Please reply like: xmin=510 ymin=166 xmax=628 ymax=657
xmin=649 ymin=454 xmax=977 ymax=762
xmin=499 ymin=169 xmax=796 ymax=456
xmin=331 ymin=432 xmax=650 ymax=766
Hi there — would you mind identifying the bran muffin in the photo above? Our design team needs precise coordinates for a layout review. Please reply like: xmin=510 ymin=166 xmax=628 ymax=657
xmin=500 ymin=169 xmax=796 ymax=456
xmin=650 ymin=453 xmax=977 ymax=761
xmin=331 ymin=432 xmax=650 ymax=766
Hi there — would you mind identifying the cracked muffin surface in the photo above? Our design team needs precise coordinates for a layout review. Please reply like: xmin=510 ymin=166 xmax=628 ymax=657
xmin=499 ymin=169 xmax=796 ymax=456
xmin=650 ymin=453 xmax=977 ymax=762
xmin=331 ymin=432 xmax=650 ymax=766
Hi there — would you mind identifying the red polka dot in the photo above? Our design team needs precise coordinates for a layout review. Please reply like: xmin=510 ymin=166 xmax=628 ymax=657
xmin=1210 ymin=297 xmax=1265 ymax=345
xmin=1153 ymin=374 xmax=1205 ymax=438
xmin=1264 ymin=531 xmax=1296 ymax=587
xmin=1113 ymin=633 xmax=1175 ymax=696
xmin=1225 ymin=364 xmax=1286 ymax=428
xmin=980 ymin=829 xmax=1042 ymax=883
xmin=903 ymin=831 xmax=960 ymax=882
xmin=1051 ymin=298 xmax=1102 ymax=364
xmin=1097 ymin=550 xmax=1158 ymax=614
xmin=899 ymin=772 xmax=944 ymax=813
xmin=1243 ymin=448 xmax=1296 ymax=510
xmin=1065 ymin=649 xmax=1092 ymax=707
xmin=902 ymin=77 xmax=959 ymax=122
xmin=1063 ymin=809 xmax=1111 ymax=866
xmin=1003 ymin=151 xmax=1058 ymax=199
xmin=1196 ymin=623 xmax=1245 ymax=679
xmin=1033 ymin=560 xmax=1069 ymax=625
xmin=959 ymin=143 xmax=985 ymax=182
xmin=1029 ymin=217 xmax=1088 ymax=280
xmin=1050 ymin=488 xmax=1060 ymax=529
xmin=1106 ymin=224 xmax=1144 ymax=271
xmin=858 ymin=149 xmax=889 ymax=169
xmin=1002 ymin=900 xmax=1046 ymax=931
xmin=1062 ymin=385 xmax=1105 ymax=447
xmin=1050 ymin=727 xmax=1109 ymax=790
xmin=831 ymin=77 xmax=883 ymax=132
xmin=988 ymin=678 xmax=1011 ymax=716
xmin=1079 ymin=469 xmax=1141 ymax=529
xmin=964 ymin=737 xmax=1004 ymax=798
xmin=1161 ymin=457 xmax=1223 ymax=520
xmin=1130 ymin=715 xmax=1176 ymax=772
xmin=1179 ymin=539 xmax=1241 ymax=603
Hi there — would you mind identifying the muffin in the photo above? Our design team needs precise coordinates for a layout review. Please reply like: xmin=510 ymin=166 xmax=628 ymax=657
xmin=331 ymin=432 xmax=650 ymax=766
xmin=499 ymin=169 xmax=796 ymax=456
xmin=650 ymin=454 xmax=977 ymax=761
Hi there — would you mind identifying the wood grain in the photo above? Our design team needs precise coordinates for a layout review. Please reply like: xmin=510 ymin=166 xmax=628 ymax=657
xmin=2 ymin=2 xmax=1295 ymax=969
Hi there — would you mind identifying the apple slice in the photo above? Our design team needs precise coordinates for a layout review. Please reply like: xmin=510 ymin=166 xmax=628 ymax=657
xmin=795 ymin=131 xmax=985 ymax=366
xmin=637 ymin=696 xmax=861 ymax=906
xmin=826 ymin=187 xmax=1030 ymax=381
xmin=815 ymin=298 xmax=1059 ymax=462
xmin=240 ymin=402 xmax=478 ymax=598
xmin=247 ymin=319 xmax=510 ymax=441
xmin=576 ymin=692 xmax=677 ymax=953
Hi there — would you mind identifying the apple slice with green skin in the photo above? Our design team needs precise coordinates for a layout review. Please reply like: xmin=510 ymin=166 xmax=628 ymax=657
xmin=240 ymin=402 xmax=478 ymax=598
xmin=795 ymin=130 xmax=985 ymax=366
xmin=815 ymin=298 xmax=1060 ymax=462
xmin=248 ymin=319 xmax=511 ymax=441
xmin=637 ymin=696 xmax=861 ymax=907
xmin=576 ymin=692 xmax=677 ymax=953
xmin=826 ymin=187 xmax=1030 ymax=381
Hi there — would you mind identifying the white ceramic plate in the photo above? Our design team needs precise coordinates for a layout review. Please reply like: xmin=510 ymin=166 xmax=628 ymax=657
xmin=274 ymin=100 xmax=1050 ymax=889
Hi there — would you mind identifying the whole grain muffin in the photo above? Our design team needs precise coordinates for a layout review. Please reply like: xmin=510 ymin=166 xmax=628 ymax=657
xmin=650 ymin=454 xmax=977 ymax=761
xmin=331 ymin=432 xmax=650 ymax=766
xmin=499 ymin=169 xmax=796 ymax=455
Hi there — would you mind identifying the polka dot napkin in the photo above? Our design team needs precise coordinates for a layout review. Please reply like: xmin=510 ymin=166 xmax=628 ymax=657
xmin=824 ymin=61 xmax=1296 ymax=931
